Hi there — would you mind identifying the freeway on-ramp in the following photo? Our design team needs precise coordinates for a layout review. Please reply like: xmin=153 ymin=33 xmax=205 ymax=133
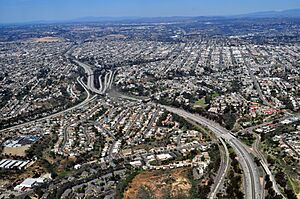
xmin=113 ymin=92 xmax=263 ymax=199
xmin=162 ymin=105 xmax=262 ymax=199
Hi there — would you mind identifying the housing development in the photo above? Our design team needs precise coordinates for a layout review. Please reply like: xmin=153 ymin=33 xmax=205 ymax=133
xmin=0 ymin=13 xmax=300 ymax=199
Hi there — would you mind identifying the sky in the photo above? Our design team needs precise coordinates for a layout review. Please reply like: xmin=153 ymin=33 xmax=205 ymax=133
xmin=0 ymin=0 xmax=300 ymax=23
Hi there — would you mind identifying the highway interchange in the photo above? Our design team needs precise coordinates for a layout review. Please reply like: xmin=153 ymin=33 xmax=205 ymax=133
xmin=160 ymin=105 xmax=262 ymax=199
xmin=209 ymin=137 xmax=229 ymax=199
xmin=72 ymin=60 xmax=116 ymax=95
xmin=0 ymin=76 xmax=96 ymax=134
xmin=70 ymin=50 xmax=281 ymax=199
xmin=116 ymin=93 xmax=265 ymax=199
xmin=0 ymin=52 xmax=286 ymax=199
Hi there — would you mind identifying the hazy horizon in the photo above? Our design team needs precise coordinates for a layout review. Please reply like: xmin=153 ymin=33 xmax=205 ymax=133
xmin=0 ymin=0 xmax=300 ymax=24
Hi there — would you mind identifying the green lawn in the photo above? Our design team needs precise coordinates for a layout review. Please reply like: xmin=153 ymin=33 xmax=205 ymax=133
xmin=288 ymin=176 xmax=300 ymax=195
xmin=212 ymin=92 xmax=220 ymax=98
xmin=58 ymin=170 xmax=72 ymax=177
xmin=194 ymin=98 xmax=206 ymax=107
xmin=261 ymin=140 xmax=300 ymax=196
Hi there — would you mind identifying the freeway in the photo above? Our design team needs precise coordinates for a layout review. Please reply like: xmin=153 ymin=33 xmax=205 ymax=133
xmin=73 ymin=60 xmax=101 ymax=94
xmin=209 ymin=137 xmax=229 ymax=199
xmin=238 ymin=111 xmax=300 ymax=197
xmin=160 ymin=105 xmax=262 ymax=199
xmin=73 ymin=59 xmax=116 ymax=95
xmin=236 ymin=112 xmax=298 ymax=198
xmin=0 ymin=43 xmax=97 ymax=133
xmin=108 ymin=70 xmax=116 ymax=90
xmin=0 ymin=77 xmax=96 ymax=133
xmin=99 ymin=75 xmax=103 ymax=92
xmin=252 ymin=133 xmax=286 ymax=198
xmin=113 ymin=91 xmax=263 ymax=199
xmin=184 ymin=118 xmax=229 ymax=198
xmin=104 ymin=72 xmax=109 ymax=92
xmin=66 ymin=43 xmax=115 ymax=95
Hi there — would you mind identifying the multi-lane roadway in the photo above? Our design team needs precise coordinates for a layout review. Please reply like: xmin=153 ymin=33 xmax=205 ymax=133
xmin=0 ymin=77 xmax=96 ymax=133
xmin=160 ymin=105 xmax=263 ymax=199
xmin=0 ymin=43 xmax=281 ymax=199
xmin=72 ymin=59 xmax=115 ymax=95
xmin=114 ymin=92 xmax=263 ymax=199
xmin=209 ymin=137 xmax=229 ymax=199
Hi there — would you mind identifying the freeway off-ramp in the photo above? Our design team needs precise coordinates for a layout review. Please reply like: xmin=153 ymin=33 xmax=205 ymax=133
xmin=116 ymin=92 xmax=263 ymax=199
xmin=209 ymin=137 xmax=229 ymax=199
xmin=160 ymin=105 xmax=262 ymax=199
xmin=0 ymin=77 xmax=96 ymax=134
xmin=72 ymin=59 xmax=115 ymax=95
xmin=0 ymin=45 xmax=269 ymax=198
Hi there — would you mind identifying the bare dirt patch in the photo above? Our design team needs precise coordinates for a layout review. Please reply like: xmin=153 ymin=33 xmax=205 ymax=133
xmin=32 ymin=37 xmax=63 ymax=42
xmin=2 ymin=145 xmax=30 ymax=157
xmin=123 ymin=168 xmax=191 ymax=199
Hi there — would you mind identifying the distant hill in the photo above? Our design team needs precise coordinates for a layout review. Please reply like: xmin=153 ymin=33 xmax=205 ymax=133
xmin=234 ymin=9 xmax=300 ymax=18
xmin=2 ymin=8 xmax=300 ymax=25
xmin=65 ymin=16 xmax=222 ymax=24
xmin=65 ymin=9 xmax=300 ymax=24
xmin=69 ymin=16 xmax=141 ymax=23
